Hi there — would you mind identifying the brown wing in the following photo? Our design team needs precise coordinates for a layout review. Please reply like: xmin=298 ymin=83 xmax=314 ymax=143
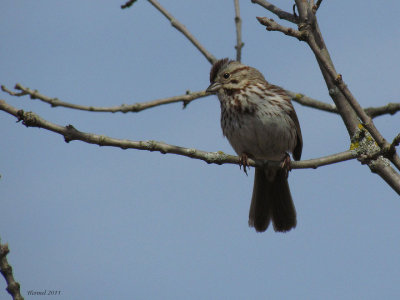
xmin=289 ymin=108 xmax=303 ymax=161
xmin=267 ymin=84 xmax=303 ymax=161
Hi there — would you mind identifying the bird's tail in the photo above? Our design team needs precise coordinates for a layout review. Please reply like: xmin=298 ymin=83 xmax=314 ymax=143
xmin=248 ymin=167 xmax=297 ymax=232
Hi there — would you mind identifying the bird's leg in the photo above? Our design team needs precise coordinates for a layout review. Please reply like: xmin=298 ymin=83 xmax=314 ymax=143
xmin=281 ymin=153 xmax=291 ymax=178
xmin=239 ymin=152 xmax=250 ymax=175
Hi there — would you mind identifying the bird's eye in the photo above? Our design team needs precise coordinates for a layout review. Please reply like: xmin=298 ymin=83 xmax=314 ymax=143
xmin=223 ymin=73 xmax=230 ymax=79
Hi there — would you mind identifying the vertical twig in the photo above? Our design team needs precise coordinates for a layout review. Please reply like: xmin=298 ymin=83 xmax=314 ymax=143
xmin=233 ymin=0 xmax=244 ymax=62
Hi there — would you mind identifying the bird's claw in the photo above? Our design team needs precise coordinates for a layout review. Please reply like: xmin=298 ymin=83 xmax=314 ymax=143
xmin=239 ymin=153 xmax=250 ymax=175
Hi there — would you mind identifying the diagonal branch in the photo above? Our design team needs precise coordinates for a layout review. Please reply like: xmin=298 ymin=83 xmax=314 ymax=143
xmin=256 ymin=11 xmax=400 ymax=172
xmin=306 ymin=36 xmax=387 ymax=146
xmin=233 ymin=0 xmax=244 ymax=62
xmin=251 ymin=0 xmax=298 ymax=24
xmin=306 ymin=33 xmax=400 ymax=171
xmin=146 ymin=0 xmax=217 ymax=64
xmin=0 ymin=99 xmax=371 ymax=172
xmin=0 ymin=241 xmax=24 ymax=300
xmin=256 ymin=1 xmax=400 ymax=192
xmin=2 ymin=84 xmax=209 ymax=113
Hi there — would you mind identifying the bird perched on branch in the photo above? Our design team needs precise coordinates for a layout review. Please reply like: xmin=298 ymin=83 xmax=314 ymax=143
xmin=207 ymin=58 xmax=303 ymax=232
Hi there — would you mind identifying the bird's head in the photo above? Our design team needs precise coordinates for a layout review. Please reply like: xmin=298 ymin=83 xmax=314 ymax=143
xmin=206 ymin=58 xmax=266 ymax=93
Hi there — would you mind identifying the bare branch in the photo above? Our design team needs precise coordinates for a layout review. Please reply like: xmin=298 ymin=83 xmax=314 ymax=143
xmin=286 ymin=90 xmax=337 ymax=114
xmin=294 ymin=150 xmax=357 ymax=169
xmin=256 ymin=17 xmax=305 ymax=40
xmin=0 ymin=99 xmax=368 ymax=172
xmin=0 ymin=241 xmax=24 ymax=300
xmin=233 ymin=0 xmax=244 ymax=62
xmin=255 ymin=3 xmax=400 ymax=189
xmin=147 ymin=0 xmax=216 ymax=64
xmin=251 ymin=0 xmax=298 ymax=24
xmin=256 ymin=9 xmax=400 ymax=173
xmin=364 ymin=102 xmax=400 ymax=118
xmin=289 ymin=92 xmax=400 ymax=118
xmin=0 ymin=98 xmax=249 ymax=166
xmin=2 ymin=84 xmax=209 ymax=113
xmin=306 ymin=36 xmax=386 ymax=144
xmin=306 ymin=34 xmax=400 ymax=171
xmin=4 ymin=83 xmax=398 ymax=120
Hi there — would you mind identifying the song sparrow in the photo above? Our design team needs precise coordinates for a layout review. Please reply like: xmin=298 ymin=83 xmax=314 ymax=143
xmin=206 ymin=58 xmax=303 ymax=232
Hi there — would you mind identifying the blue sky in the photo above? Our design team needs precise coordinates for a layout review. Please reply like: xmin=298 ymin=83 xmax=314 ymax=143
xmin=1 ymin=1 xmax=400 ymax=299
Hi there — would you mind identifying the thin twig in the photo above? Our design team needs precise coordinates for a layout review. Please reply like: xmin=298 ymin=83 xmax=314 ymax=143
xmin=2 ymin=84 xmax=209 ymax=113
xmin=4 ymin=84 xmax=398 ymax=119
xmin=286 ymin=90 xmax=337 ymax=114
xmin=233 ymin=0 xmax=244 ymax=62
xmin=294 ymin=150 xmax=357 ymax=169
xmin=0 ymin=241 xmax=24 ymax=300
xmin=0 ymin=99 xmax=365 ymax=171
xmin=256 ymin=17 xmax=305 ymax=40
xmin=364 ymin=102 xmax=400 ymax=118
xmin=289 ymin=91 xmax=400 ymax=119
xmin=147 ymin=0 xmax=216 ymax=64
xmin=251 ymin=0 xmax=298 ymax=24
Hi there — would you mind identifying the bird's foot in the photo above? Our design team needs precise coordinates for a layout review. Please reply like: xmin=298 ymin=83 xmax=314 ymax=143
xmin=239 ymin=153 xmax=250 ymax=175
xmin=281 ymin=153 xmax=291 ymax=178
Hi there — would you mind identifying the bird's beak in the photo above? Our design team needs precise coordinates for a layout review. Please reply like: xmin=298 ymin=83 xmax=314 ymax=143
xmin=206 ymin=82 xmax=221 ymax=93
